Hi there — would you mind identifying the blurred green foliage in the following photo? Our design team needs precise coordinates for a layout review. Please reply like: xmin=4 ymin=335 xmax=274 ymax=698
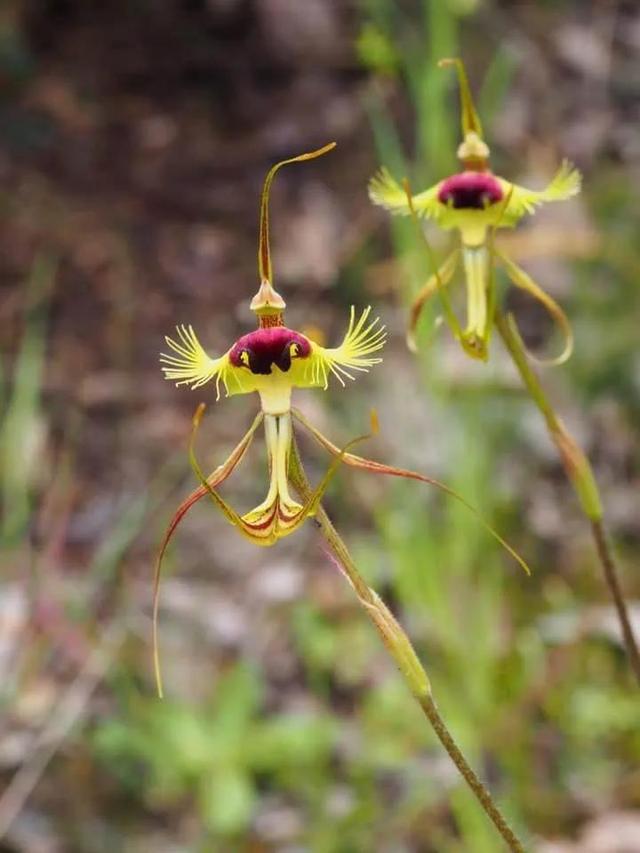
xmin=95 ymin=664 xmax=337 ymax=838
xmin=0 ymin=255 xmax=54 ymax=548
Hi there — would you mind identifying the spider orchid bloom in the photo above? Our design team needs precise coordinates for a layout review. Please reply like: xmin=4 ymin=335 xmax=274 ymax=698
xmin=368 ymin=58 xmax=581 ymax=364
xmin=154 ymin=143 xmax=529 ymax=698
xmin=160 ymin=144 xmax=386 ymax=546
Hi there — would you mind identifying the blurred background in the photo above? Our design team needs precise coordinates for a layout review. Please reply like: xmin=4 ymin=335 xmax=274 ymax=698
xmin=1 ymin=1 xmax=640 ymax=851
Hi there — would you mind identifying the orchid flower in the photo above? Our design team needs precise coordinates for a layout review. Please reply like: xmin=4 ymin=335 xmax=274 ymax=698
xmin=370 ymin=61 xmax=640 ymax=686
xmin=154 ymin=142 xmax=529 ymax=698
xmin=369 ymin=58 xmax=581 ymax=364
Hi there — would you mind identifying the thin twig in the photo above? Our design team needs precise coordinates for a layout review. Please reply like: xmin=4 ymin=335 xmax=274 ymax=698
xmin=591 ymin=519 xmax=640 ymax=683
xmin=495 ymin=310 xmax=640 ymax=685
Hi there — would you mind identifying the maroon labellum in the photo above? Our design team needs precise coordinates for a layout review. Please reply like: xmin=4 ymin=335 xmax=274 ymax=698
xmin=229 ymin=327 xmax=311 ymax=375
xmin=438 ymin=171 xmax=503 ymax=210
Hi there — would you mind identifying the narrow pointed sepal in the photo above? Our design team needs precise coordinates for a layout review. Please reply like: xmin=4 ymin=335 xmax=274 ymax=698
xmin=152 ymin=411 xmax=264 ymax=698
xmin=258 ymin=142 xmax=336 ymax=287
xmin=497 ymin=249 xmax=573 ymax=366
xmin=438 ymin=57 xmax=483 ymax=140
xmin=407 ymin=250 xmax=461 ymax=352
xmin=292 ymin=408 xmax=531 ymax=577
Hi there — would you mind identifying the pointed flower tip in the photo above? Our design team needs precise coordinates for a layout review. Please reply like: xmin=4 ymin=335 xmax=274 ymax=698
xmin=193 ymin=402 xmax=206 ymax=428
xmin=153 ymin=602 xmax=165 ymax=700
xmin=370 ymin=408 xmax=380 ymax=436
xmin=438 ymin=56 xmax=484 ymax=146
xmin=258 ymin=141 xmax=336 ymax=292
xmin=314 ymin=140 xmax=337 ymax=157
xmin=460 ymin=334 xmax=489 ymax=362
xmin=290 ymin=141 xmax=337 ymax=163
xmin=154 ymin=663 xmax=164 ymax=699
xmin=293 ymin=408 xmax=533 ymax=578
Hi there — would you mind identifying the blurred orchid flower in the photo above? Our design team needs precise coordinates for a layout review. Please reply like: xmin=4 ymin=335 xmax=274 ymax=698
xmin=369 ymin=58 xmax=580 ymax=364
xmin=154 ymin=143 xmax=528 ymax=697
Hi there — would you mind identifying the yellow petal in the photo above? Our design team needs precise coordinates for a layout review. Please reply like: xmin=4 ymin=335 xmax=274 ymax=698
xmin=498 ymin=161 xmax=582 ymax=228
xmin=369 ymin=167 xmax=442 ymax=220
xmin=160 ymin=325 xmax=231 ymax=396
xmin=160 ymin=325 xmax=260 ymax=398
xmin=301 ymin=306 xmax=386 ymax=389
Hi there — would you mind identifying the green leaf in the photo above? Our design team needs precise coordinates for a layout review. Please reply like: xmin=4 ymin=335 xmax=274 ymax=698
xmin=251 ymin=713 xmax=336 ymax=773
xmin=212 ymin=664 xmax=262 ymax=733
xmin=199 ymin=768 xmax=255 ymax=836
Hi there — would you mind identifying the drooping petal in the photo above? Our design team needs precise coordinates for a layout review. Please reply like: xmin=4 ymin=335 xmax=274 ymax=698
xmin=407 ymin=248 xmax=461 ymax=352
xmin=496 ymin=249 xmax=574 ymax=366
xmin=153 ymin=411 xmax=264 ymax=697
xmin=369 ymin=167 xmax=443 ymax=221
xmin=300 ymin=306 xmax=387 ymax=390
xmin=498 ymin=161 xmax=582 ymax=228
xmin=291 ymin=407 xmax=531 ymax=577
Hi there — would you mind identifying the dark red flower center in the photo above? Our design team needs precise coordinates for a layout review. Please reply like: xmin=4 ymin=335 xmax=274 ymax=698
xmin=438 ymin=171 xmax=503 ymax=210
xmin=229 ymin=327 xmax=311 ymax=375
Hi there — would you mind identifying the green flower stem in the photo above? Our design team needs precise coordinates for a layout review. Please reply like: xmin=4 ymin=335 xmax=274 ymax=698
xmin=288 ymin=439 xmax=527 ymax=852
xmin=495 ymin=310 xmax=640 ymax=685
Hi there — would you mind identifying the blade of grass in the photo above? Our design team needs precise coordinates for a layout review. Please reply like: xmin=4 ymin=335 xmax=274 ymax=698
xmin=0 ymin=255 xmax=56 ymax=547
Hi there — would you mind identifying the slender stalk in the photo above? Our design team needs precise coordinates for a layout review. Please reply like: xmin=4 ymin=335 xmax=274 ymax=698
xmin=495 ymin=310 xmax=640 ymax=685
xmin=591 ymin=518 xmax=640 ymax=681
xmin=419 ymin=694 xmax=524 ymax=853
xmin=288 ymin=439 xmax=527 ymax=852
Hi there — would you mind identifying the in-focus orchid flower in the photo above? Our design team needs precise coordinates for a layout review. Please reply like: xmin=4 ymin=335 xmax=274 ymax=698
xmin=368 ymin=58 xmax=581 ymax=364
xmin=154 ymin=142 xmax=529 ymax=697
xmin=160 ymin=144 xmax=386 ymax=547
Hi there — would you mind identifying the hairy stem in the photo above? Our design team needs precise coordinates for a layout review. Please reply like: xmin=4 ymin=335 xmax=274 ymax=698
xmin=496 ymin=310 xmax=640 ymax=685
xmin=591 ymin=518 xmax=640 ymax=682
xmin=419 ymin=694 xmax=525 ymax=853
xmin=288 ymin=438 xmax=527 ymax=852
